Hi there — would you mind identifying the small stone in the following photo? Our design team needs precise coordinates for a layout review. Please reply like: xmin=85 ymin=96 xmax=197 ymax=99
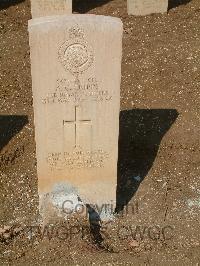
xmin=129 ymin=239 xmax=140 ymax=247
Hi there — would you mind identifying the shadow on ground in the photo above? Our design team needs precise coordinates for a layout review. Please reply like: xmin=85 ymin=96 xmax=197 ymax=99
xmin=0 ymin=115 xmax=28 ymax=151
xmin=116 ymin=109 xmax=178 ymax=212
xmin=73 ymin=0 xmax=112 ymax=13
xmin=0 ymin=0 xmax=25 ymax=10
xmin=168 ymin=0 xmax=192 ymax=10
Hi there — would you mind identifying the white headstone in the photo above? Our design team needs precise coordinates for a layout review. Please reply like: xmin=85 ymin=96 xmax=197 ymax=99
xmin=31 ymin=0 xmax=72 ymax=18
xmin=127 ymin=0 xmax=168 ymax=16
xmin=28 ymin=15 xmax=123 ymax=220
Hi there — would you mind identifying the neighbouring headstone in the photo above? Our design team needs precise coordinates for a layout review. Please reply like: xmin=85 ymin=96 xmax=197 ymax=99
xmin=31 ymin=0 xmax=72 ymax=18
xmin=28 ymin=15 xmax=123 ymax=220
xmin=127 ymin=0 xmax=168 ymax=16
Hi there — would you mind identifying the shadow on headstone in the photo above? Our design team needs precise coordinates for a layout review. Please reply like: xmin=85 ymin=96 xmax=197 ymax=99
xmin=73 ymin=0 xmax=112 ymax=13
xmin=168 ymin=0 xmax=192 ymax=10
xmin=116 ymin=109 xmax=178 ymax=212
xmin=0 ymin=115 xmax=28 ymax=151
xmin=0 ymin=0 xmax=25 ymax=10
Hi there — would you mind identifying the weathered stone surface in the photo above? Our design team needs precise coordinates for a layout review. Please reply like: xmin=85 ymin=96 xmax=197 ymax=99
xmin=28 ymin=15 xmax=123 ymax=220
xmin=127 ymin=0 xmax=168 ymax=16
xmin=31 ymin=0 xmax=72 ymax=18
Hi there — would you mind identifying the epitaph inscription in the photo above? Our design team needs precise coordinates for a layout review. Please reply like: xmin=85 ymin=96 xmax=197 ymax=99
xmin=47 ymin=149 xmax=109 ymax=170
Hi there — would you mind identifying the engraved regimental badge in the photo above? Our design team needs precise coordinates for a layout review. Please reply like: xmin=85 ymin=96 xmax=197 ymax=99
xmin=58 ymin=26 xmax=94 ymax=78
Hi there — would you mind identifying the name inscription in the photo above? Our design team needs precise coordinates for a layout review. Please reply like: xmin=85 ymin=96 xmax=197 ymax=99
xmin=42 ymin=78 xmax=112 ymax=104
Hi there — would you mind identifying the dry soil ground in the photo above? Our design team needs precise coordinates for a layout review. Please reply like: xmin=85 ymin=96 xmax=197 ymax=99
xmin=0 ymin=0 xmax=200 ymax=265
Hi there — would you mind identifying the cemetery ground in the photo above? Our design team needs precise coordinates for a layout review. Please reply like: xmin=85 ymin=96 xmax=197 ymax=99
xmin=0 ymin=0 xmax=199 ymax=265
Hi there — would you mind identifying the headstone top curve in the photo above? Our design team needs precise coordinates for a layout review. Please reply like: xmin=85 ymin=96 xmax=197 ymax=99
xmin=28 ymin=14 xmax=123 ymax=30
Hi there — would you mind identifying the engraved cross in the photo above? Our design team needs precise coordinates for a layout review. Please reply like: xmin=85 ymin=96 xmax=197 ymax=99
xmin=63 ymin=106 xmax=92 ymax=148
